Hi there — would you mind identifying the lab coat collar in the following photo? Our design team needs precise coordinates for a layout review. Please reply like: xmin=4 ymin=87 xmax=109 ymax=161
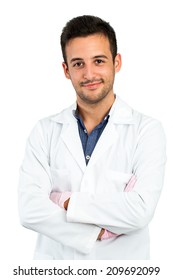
xmin=109 ymin=96 xmax=135 ymax=124
xmin=51 ymin=95 xmax=135 ymax=125
xmin=50 ymin=96 xmax=135 ymax=171
xmin=51 ymin=103 xmax=77 ymax=124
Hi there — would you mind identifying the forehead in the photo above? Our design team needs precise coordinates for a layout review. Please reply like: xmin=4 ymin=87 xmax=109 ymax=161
xmin=65 ymin=34 xmax=112 ymax=61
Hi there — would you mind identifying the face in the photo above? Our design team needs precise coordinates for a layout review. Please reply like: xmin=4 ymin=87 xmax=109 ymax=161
xmin=62 ymin=34 xmax=121 ymax=105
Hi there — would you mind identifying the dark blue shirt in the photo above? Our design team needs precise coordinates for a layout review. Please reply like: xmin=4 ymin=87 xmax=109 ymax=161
xmin=74 ymin=112 xmax=109 ymax=164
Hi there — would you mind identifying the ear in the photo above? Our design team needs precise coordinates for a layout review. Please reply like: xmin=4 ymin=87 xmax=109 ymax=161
xmin=62 ymin=62 xmax=71 ymax=79
xmin=114 ymin=53 xmax=122 ymax=73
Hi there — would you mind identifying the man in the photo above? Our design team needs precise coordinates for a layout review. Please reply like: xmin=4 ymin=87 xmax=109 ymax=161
xmin=18 ymin=15 xmax=166 ymax=259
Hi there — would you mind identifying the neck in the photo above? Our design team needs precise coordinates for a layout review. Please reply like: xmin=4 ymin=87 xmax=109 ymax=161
xmin=77 ymin=94 xmax=115 ymax=134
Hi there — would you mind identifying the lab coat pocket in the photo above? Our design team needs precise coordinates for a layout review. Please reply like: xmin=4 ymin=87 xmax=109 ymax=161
xmin=50 ymin=168 xmax=71 ymax=192
xmin=106 ymin=170 xmax=134 ymax=192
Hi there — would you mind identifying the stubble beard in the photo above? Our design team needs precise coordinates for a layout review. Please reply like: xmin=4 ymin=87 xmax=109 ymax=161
xmin=76 ymin=81 xmax=114 ymax=105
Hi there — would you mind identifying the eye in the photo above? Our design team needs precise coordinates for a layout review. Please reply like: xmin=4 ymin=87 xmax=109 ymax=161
xmin=95 ymin=59 xmax=104 ymax=65
xmin=73 ymin=61 xmax=84 ymax=68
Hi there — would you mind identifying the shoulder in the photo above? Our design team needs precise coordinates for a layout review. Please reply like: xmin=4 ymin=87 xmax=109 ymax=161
xmin=114 ymin=95 xmax=164 ymax=127
xmin=28 ymin=103 xmax=76 ymax=143
xmin=112 ymin=96 xmax=166 ymax=143
xmin=37 ymin=103 xmax=76 ymax=130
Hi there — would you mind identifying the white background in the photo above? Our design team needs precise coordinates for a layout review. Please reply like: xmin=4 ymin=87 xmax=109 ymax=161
xmin=0 ymin=0 xmax=172 ymax=271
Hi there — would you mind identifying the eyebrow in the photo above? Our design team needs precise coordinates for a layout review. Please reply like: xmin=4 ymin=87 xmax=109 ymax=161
xmin=70 ymin=58 xmax=83 ymax=64
xmin=70 ymin=55 xmax=108 ymax=64
xmin=94 ymin=55 xmax=108 ymax=59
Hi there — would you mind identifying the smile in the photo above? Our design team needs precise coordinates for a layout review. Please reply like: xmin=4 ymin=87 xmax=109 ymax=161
xmin=82 ymin=81 xmax=102 ymax=89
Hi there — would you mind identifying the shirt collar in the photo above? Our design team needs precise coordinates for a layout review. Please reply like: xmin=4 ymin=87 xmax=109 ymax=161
xmin=73 ymin=109 xmax=110 ymax=131
xmin=73 ymin=107 xmax=110 ymax=121
xmin=51 ymin=95 xmax=135 ymax=125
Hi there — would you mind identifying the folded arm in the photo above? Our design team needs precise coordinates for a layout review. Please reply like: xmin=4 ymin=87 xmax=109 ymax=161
xmin=66 ymin=121 xmax=166 ymax=235
xmin=18 ymin=122 xmax=101 ymax=254
xmin=50 ymin=175 xmax=136 ymax=239
xmin=50 ymin=191 xmax=112 ymax=240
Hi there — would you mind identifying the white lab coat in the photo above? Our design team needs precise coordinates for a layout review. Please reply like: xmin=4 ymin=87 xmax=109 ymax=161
xmin=18 ymin=96 xmax=166 ymax=260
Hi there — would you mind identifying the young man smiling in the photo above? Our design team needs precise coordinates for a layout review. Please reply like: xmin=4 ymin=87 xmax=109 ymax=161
xmin=62 ymin=33 xmax=121 ymax=134
xmin=19 ymin=15 xmax=166 ymax=259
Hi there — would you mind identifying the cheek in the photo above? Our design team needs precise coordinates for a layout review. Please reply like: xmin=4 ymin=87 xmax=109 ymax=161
xmin=69 ymin=71 xmax=82 ymax=83
xmin=99 ymin=65 xmax=114 ymax=76
xmin=70 ymin=75 xmax=78 ymax=84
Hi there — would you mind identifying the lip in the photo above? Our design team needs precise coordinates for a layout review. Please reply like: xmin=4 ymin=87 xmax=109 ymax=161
xmin=83 ymin=81 xmax=102 ymax=89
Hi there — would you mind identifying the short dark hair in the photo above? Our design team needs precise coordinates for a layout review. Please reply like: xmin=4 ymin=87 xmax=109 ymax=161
xmin=60 ymin=15 xmax=118 ymax=64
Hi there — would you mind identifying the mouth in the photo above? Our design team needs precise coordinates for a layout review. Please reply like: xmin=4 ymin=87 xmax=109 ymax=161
xmin=81 ymin=80 xmax=103 ymax=90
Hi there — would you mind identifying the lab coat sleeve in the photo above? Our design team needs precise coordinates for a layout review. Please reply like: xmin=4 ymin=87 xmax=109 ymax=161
xmin=67 ymin=120 xmax=166 ymax=235
xmin=18 ymin=121 xmax=100 ymax=254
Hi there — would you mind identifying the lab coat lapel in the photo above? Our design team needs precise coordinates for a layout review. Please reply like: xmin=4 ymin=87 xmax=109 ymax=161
xmin=61 ymin=121 xmax=86 ymax=173
xmin=88 ymin=122 xmax=118 ymax=166
xmin=87 ymin=96 xmax=135 ymax=167
xmin=51 ymin=103 xmax=86 ymax=173
xmin=51 ymin=97 xmax=135 ymax=171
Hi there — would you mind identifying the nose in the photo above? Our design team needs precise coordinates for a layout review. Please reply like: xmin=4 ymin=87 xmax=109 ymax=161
xmin=83 ymin=64 xmax=96 ymax=80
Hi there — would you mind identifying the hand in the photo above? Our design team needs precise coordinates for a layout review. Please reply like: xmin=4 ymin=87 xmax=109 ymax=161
xmin=64 ymin=198 xmax=70 ymax=210
xmin=50 ymin=191 xmax=71 ymax=209
xmin=97 ymin=228 xmax=105 ymax=240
